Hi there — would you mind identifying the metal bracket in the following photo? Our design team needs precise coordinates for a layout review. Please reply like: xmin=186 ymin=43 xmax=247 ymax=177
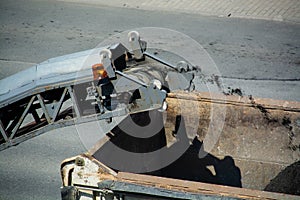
xmin=128 ymin=31 xmax=146 ymax=60
xmin=100 ymin=49 xmax=116 ymax=78
xmin=92 ymin=82 xmax=105 ymax=114
xmin=176 ymin=61 xmax=190 ymax=72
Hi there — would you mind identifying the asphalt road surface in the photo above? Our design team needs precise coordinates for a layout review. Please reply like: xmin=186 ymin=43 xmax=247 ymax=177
xmin=0 ymin=0 xmax=299 ymax=199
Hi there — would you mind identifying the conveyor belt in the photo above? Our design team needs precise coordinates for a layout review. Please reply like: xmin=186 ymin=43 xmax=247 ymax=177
xmin=0 ymin=44 xmax=170 ymax=150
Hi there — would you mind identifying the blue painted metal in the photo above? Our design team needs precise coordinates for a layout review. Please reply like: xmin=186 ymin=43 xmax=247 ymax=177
xmin=0 ymin=47 xmax=106 ymax=107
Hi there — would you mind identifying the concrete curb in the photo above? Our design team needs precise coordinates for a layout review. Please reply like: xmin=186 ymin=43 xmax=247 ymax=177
xmin=59 ymin=0 xmax=300 ymax=23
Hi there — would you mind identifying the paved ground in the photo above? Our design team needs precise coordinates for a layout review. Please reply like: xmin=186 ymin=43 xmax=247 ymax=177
xmin=0 ymin=127 xmax=85 ymax=200
xmin=63 ymin=0 xmax=300 ymax=23
xmin=0 ymin=0 xmax=299 ymax=199
xmin=1 ymin=0 xmax=299 ymax=100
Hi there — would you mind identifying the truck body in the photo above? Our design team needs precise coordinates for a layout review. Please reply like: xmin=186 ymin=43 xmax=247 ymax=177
xmin=61 ymin=91 xmax=300 ymax=200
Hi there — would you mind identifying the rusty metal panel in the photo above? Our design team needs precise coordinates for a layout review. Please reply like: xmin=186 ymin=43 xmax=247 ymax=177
xmin=165 ymin=92 xmax=300 ymax=192
xmin=87 ymin=92 xmax=300 ymax=196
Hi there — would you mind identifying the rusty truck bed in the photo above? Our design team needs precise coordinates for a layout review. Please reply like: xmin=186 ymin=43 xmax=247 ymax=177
xmin=61 ymin=91 xmax=300 ymax=199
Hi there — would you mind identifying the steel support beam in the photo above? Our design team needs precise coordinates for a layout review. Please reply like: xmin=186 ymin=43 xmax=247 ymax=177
xmin=116 ymin=70 xmax=147 ymax=87
xmin=9 ymin=96 xmax=36 ymax=140
xmin=144 ymin=51 xmax=177 ymax=71
xmin=67 ymin=86 xmax=81 ymax=118
xmin=0 ymin=119 xmax=8 ymax=142
xmin=51 ymin=87 xmax=68 ymax=122
xmin=31 ymin=109 xmax=41 ymax=123
xmin=37 ymin=94 xmax=52 ymax=123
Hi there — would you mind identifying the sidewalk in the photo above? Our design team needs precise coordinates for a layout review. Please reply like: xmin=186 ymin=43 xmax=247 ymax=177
xmin=61 ymin=0 xmax=300 ymax=23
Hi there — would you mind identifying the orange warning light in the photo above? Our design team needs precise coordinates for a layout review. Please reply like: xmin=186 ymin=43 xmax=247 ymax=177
xmin=92 ymin=63 xmax=108 ymax=80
